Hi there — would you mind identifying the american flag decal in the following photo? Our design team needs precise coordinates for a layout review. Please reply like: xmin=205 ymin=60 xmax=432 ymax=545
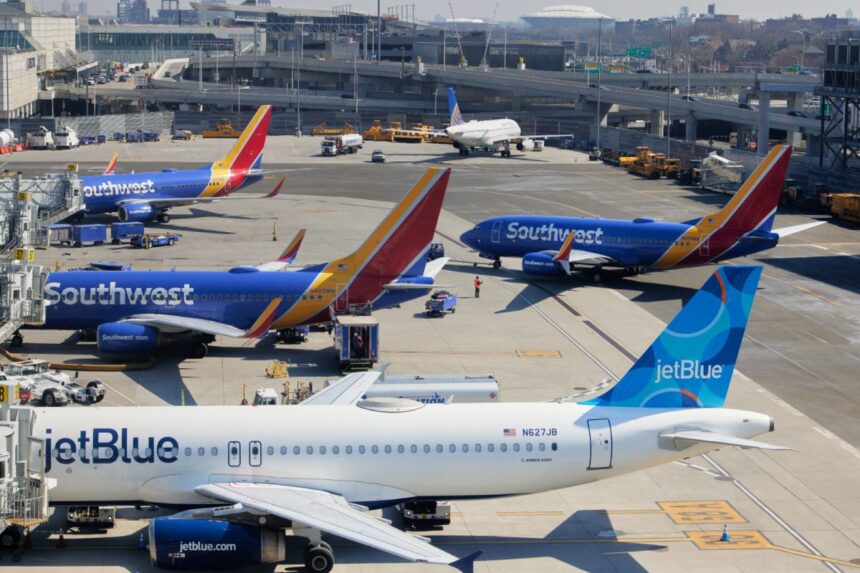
xmin=503 ymin=428 xmax=516 ymax=437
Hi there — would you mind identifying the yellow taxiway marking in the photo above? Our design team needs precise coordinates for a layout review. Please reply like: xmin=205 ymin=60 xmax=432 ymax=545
xmin=604 ymin=509 xmax=666 ymax=515
xmin=660 ymin=500 xmax=746 ymax=524
xmin=774 ymin=545 xmax=860 ymax=569
xmin=496 ymin=511 xmax=566 ymax=516
xmin=687 ymin=530 xmax=771 ymax=550
xmin=478 ymin=189 xmax=600 ymax=218
xmin=515 ymin=350 xmax=563 ymax=358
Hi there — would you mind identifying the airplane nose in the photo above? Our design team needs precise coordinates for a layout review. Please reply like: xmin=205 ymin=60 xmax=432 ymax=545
xmin=460 ymin=230 xmax=476 ymax=247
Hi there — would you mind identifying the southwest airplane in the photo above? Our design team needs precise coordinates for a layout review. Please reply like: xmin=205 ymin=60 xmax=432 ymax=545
xmin=460 ymin=145 xmax=823 ymax=280
xmin=409 ymin=88 xmax=570 ymax=157
xmin=38 ymin=168 xmax=451 ymax=358
xmin=78 ymin=105 xmax=281 ymax=224
xmin=23 ymin=266 xmax=785 ymax=573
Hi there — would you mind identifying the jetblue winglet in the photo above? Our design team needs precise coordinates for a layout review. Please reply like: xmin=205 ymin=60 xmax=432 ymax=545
xmin=582 ymin=266 xmax=762 ymax=408
xmin=278 ymin=228 xmax=306 ymax=263
xmin=448 ymin=87 xmax=464 ymax=126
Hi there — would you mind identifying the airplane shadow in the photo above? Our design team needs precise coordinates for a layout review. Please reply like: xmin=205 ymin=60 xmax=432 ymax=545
xmin=670 ymin=185 xmax=737 ymax=209
xmin=762 ymin=255 xmax=860 ymax=295
xmin=282 ymin=509 xmax=654 ymax=571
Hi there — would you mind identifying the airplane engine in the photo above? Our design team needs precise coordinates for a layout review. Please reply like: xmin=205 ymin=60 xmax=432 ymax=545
xmin=517 ymin=139 xmax=535 ymax=152
xmin=97 ymin=322 xmax=160 ymax=354
xmin=148 ymin=518 xmax=285 ymax=571
xmin=521 ymin=252 xmax=564 ymax=276
xmin=118 ymin=202 xmax=157 ymax=222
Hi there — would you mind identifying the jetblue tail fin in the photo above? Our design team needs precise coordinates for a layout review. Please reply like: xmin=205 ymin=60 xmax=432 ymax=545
xmin=582 ymin=266 xmax=761 ymax=408
xmin=448 ymin=88 xmax=464 ymax=126
xmin=212 ymin=105 xmax=272 ymax=175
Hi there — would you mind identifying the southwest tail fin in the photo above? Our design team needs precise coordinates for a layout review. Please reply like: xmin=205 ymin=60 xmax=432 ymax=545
xmin=278 ymin=228 xmax=306 ymax=264
xmin=703 ymin=145 xmax=792 ymax=234
xmin=212 ymin=105 xmax=272 ymax=175
xmin=104 ymin=152 xmax=119 ymax=175
xmin=448 ymin=88 xmax=464 ymax=126
xmin=582 ymin=266 xmax=762 ymax=408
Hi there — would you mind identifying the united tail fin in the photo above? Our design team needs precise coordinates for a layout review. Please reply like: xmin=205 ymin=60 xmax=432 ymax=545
xmin=448 ymin=88 xmax=464 ymax=126
xmin=701 ymin=145 xmax=791 ymax=234
xmin=581 ymin=266 xmax=762 ymax=408
xmin=211 ymin=105 xmax=272 ymax=175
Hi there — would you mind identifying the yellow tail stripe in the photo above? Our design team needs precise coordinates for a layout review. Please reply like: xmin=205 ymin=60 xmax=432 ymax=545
xmin=246 ymin=296 xmax=282 ymax=336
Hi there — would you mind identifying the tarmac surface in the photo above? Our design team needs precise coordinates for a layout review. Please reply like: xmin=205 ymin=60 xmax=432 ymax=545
xmin=2 ymin=136 xmax=859 ymax=572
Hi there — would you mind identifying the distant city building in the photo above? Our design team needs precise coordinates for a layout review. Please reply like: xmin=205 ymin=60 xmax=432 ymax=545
xmin=60 ymin=0 xmax=71 ymax=16
xmin=521 ymin=5 xmax=614 ymax=38
xmin=77 ymin=1 xmax=86 ymax=15
xmin=117 ymin=0 xmax=149 ymax=24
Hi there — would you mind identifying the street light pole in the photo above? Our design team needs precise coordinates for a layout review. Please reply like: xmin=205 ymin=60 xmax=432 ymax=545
xmin=665 ymin=17 xmax=674 ymax=157
xmin=596 ymin=18 xmax=602 ymax=154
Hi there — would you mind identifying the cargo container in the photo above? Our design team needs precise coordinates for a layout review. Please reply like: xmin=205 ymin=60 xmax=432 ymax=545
xmin=72 ymin=224 xmax=107 ymax=247
xmin=333 ymin=315 xmax=378 ymax=370
xmin=45 ymin=223 xmax=73 ymax=245
xmin=110 ymin=222 xmax=145 ymax=243
xmin=831 ymin=193 xmax=860 ymax=223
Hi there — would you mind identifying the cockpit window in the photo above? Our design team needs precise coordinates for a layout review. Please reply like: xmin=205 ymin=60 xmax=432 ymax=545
xmin=472 ymin=226 xmax=481 ymax=232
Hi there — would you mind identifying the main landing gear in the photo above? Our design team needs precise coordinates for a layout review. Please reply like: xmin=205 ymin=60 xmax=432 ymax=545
xmin=304 ymin=541 xmax=334 ymax=572
xmin=492 ymin=258 xmax=502 ymax=269
xmin=189 ymin=335 xmax=214 ymax=359
xmin=156 ymin=211 xmax=170 ymax=224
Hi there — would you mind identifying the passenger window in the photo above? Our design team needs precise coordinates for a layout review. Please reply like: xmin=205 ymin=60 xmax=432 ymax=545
xmin=359 ymin=445 xmax=366 ymax=454
xmin=332 ymin=446 xmax=340 ymax=455
xmin=267 ymin=446 xmax=274 ymax=456
xmin=487 ymin=444 xmax=494 ymax=453
xmin=513 ymin=444 xmax=521 ymax=452
xmin=197 ymin=447 xmax=205 ymax=456
xmin=280 ymin=446 xmax=287 ymax=455
xmin=384 ymin=445 xmax=392 ymax=454
xmin=397 ymin=445 xmax=404 ymax=454
xmin=475 ymin=444 xmax=482 ymax=453
xmin=319 ymin=446 xmax=326 ymax=455
xmin=551 ymin=442 xmax=558 ymax=451
xmin=448 ymin=444 xmax=456 ymax=453
xmin=346 ymin=445 xmax=353 ymax=454
xmin=293 ymin=446 xmax=300 ymax=455
xmin=211 ymin=447 xmax=218 ymax=456
xmin=371 ymin=445 xmax=379 ymax=454
xmin=436 ymin=444 xmax=443 ymax=453
xmin=184 ymin=447 xmax=191 ymax=457
xmin=410 ymin=445 xmax=417 ymax=454
xmin=526 ymin=443 xmax=533 ymax=452
xmin=500 ymin=444 xmax=507 ymax=452
xmin=462 ymin=444 xmax=469 ymax=453
xmin=424 ymin=444 xmax=431 ymax=453
xmin=306 ymin=446 xmax=313 ymax=455
xmin=538 ymin=443 xmax=546 ymax=452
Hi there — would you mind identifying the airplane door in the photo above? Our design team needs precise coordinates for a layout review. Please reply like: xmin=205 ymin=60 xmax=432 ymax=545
xmin=491 ymin=221 xmax=502 ymax=244
xmin=227 ymin=441 xmax=241 ymax=468
xmin=587 ymin=418 xmax=613 ymax=470
xmin=249 ymin=441 xmax=262 ymax=467
xmin=698 ymin=237 xmax=710 ymax=257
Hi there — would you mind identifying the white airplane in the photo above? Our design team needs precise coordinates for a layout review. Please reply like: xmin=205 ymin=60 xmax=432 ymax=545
xmin=23 ymin=265 xmax=783 ymax=573
xmin=407 ymin=88 xmax=571 ymax=157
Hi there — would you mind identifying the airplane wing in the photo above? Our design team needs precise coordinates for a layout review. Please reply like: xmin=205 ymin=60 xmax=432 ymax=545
xmin=195 ymin=482 xmax=478 ymax=571
xmin=384 ymin=128 xmax=447 ymax=138
xmin=485 ymin=133 xmax=575 ymax=146
xmin=773 ymin=221 xmax=825 ymax=238
xmin=540 ymin=233 xmax=614 ymax=275
xmin=661 ymin=430 xmax=789 ymax=450
xmin=381 ymin=257 xmax=450 ymax=290
xmin=103 ymin=153 xmax=119 ymax=175
xmin=300 ymin=371 xmax=383 ymax=405
xmin=256 ymin=228 xmax=307 ymax=271
xmin=123 ymin=296 xmax=283 ymax=339
xmin=116 ymin=177 xmax=284 ymax=211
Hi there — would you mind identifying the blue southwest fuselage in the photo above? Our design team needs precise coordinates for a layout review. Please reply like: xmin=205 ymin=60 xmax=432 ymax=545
xmin=460 ymin=215 xmax=778 ymax=270
xmin=80 ymin=165 xmax=263 ymax=215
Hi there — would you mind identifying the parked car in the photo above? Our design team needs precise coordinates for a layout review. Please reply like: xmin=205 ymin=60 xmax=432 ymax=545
xmin=681 ymin=95 xmax=702 ymax=102
xmin=738 ymin=102 xmax=757 ymax=111
xmin=371 ymin=150 xmax=386 ymax=163
xmin=787 ymin=110 xmax=807 ymax=118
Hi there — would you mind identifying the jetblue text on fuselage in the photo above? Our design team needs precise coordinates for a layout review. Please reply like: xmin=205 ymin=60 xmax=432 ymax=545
xmin=505 ymin=222 xmax=604 ymax=245
xmin=45 ymin=281 xmax=195 ymax=307
xmin=44 ymin=427 xmax=179 ymax=472
xmin=82 ymin=179 xmax=157 ymax=198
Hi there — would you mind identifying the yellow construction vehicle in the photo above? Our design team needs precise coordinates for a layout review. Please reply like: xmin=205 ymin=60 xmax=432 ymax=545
xmin=628 ymin=146 xmax=681 ymax=179
xmin=390 ymin=121 xmax=424 ymax=143
xmin=656 ymin=155 xmax=681 ymax=179
xmin=363 ymin=120 xmax=394 ymax=141
xmin=831 ymin=193 xmax=860 ymax=223
xmin=311 ymin=122 xmax=356 ymax=136
xmin=201 ymin=118 xmax=242 ymax=138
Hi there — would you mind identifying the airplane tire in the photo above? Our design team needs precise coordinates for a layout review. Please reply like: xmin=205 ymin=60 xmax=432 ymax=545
xmin=0 ymin=525 xmax=20 ymax=550
xmin=190 ymin=342 xmax=208 ymax=359
xmin=492 ymin=259 xmax=501 ymax=269
xmin=305 ymin=545 xmax=335 ymax=573
xmin=592 ymin=272 xmax=602 ymax=283
xmin=10 ymin=333 xmax=22 ymax=347
xmin=157 ymin=213 xmax=170 ymax=224
xmin=43 ymin=390 xmax=56 ymax=407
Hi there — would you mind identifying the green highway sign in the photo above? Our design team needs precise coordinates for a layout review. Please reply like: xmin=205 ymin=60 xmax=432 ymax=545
xmin=627 ymin=47 xmax=652 ymax=58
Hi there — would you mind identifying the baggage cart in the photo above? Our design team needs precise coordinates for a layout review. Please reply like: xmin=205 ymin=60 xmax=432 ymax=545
xmin=425 ymin=290 xmax=457 ymax=317
xmin=72 ymin=224 xmax=107 ymax=247
xmin=333 ymin=316 xmax=378 ymax=370
xmin=110 ymin=221 xmax=145 ymax=244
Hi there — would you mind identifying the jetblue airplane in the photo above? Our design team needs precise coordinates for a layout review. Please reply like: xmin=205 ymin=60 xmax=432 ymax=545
xmin=406 ymin=88 xmax=570 ymax=157
xmin=460 ymin=145 xmax=823 ymax=280
xmin=38 ymin=168 xmax=452 ymax=358
xmin=19 ymin=266 xmax=785 ymax=572
xmin=78 ymin=105 xmax=280 ymax=224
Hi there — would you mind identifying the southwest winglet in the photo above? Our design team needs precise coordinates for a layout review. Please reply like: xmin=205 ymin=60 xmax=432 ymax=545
xmin=451 ymin=550 xmax=482 ymax=573
xmin=103 ymin=152 xmax=119 ymax=175
xmin=277 ymin=228 xmax=306 ymax=263
xmin=265 ymin=176 xmax=285 ymax=199
xmin=553 ymin=231 xmax=575 ymax=262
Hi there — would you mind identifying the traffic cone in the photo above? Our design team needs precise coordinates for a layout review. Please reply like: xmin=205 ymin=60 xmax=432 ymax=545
xmin=720 ymin=524 xmax=730 ymax=542
xmin=179 ymin=388 xmax=185 ymax=406
xmin=241 ymin=383 xmax=249 ymax=405
xmin=56 ymin=533 xmax=66 ymax=549
xmin=272 ymin=222 xmax=277 ymax=242
xmin=138 ymin=532 xmax=146 ymax=550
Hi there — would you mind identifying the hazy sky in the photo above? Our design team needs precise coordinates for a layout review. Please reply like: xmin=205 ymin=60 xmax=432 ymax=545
xmin=61 ymin=0 xmax=855 ymax=22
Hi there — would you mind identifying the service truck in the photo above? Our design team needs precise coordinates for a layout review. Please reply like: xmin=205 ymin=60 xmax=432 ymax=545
xmin=29 ymin=126 xmax=54 ymax=149
xmin=321 ymin=133 xmax=363 ymax=156
xmin=54 ymin=126 xmax=80 ymax=149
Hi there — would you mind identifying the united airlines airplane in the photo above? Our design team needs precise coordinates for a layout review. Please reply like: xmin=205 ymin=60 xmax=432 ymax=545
xmin=79 ymin=105 xmax=280 ymax=224
xmin=37 ymin=168 xmax=451 ymax=357
xmin=460 ymin=145 xmax=823 ymax=280
xmin=22 ymin=266 xmax=784 ymax=572
xmin=406 ymin=88 xmax=570 ymax=157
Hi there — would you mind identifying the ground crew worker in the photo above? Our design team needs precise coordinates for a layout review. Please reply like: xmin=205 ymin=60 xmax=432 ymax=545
xmin=351 ymin=330 xmax=364 ymax=358
xmin=474 ymin=275 xmax=483 ymax=298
